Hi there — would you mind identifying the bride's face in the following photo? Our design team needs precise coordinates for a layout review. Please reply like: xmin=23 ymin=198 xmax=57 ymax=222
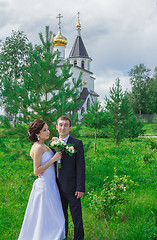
xmin=37 ymin=124 xmax=50 ymax=141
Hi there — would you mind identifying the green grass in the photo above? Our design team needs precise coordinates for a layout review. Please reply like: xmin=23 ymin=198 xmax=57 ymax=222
xmin=0 ymin=125 xmax=157 ymax=239
xmin=142 ymin=124 xmax=157 ymax=136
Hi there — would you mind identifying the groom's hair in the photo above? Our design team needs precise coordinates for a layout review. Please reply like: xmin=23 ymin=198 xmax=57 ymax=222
xmin=57 ymin=115 xmax=72 ymax=127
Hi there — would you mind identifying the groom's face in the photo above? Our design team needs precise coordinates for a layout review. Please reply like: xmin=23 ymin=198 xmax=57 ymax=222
xmin=56 ymin=119 xmax=72 ymax=139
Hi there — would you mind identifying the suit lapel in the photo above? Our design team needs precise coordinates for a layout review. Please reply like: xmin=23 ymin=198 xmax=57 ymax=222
xmin=67 ymin=135 xmax=73 ymax=144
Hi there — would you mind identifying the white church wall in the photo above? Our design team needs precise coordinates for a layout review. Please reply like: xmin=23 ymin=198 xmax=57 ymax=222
xmin=78 ymin=94 xmax=93 ymax=121
xmin=70 ymin=66 xmax=84 ymax=91
xmin=89 ymin=76 xmax=94 ymax=91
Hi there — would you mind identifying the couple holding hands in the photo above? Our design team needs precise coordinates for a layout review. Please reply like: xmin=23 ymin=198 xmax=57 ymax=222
xmin=18 ymin=116 xmax=85 ymax=240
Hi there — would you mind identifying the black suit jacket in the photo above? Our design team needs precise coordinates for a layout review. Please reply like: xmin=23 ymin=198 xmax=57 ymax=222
xmin=58 ymin=136 xmax=85 ymax=194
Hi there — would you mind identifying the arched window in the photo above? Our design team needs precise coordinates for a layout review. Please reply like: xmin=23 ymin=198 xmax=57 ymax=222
xmin=87 ymin=98 xmax=90 ymax=110
xmin=81 ymin=60 xmax=84 ymax=69
xmin=74 ymin=60 xmax=77 ymax=66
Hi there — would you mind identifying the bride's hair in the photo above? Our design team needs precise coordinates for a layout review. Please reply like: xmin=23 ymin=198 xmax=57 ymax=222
xmin=28 ymin=119 xmax=46 ymax=142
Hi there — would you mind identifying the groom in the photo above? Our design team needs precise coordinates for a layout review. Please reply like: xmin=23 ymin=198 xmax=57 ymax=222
xmin=55 ymin=115 xmax=85 ymax=240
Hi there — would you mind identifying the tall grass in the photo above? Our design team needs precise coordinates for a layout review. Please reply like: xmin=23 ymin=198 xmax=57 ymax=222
xmin=0 ymin=125 xmax=157 ymax=239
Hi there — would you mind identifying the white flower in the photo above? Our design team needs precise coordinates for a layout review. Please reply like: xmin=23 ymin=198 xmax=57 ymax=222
xmin=69 ymin=146 xmax=75 ymax=153
xmin=50 ymin=142 xmax=55 ymax=147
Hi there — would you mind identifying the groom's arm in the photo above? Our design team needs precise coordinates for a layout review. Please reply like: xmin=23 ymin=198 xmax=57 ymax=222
xmin=75 ymin=140 xmax=85 ymax=194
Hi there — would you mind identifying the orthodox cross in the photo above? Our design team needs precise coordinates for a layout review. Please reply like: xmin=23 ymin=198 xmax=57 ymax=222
xmin=56 ymin=13 xmax=63 ymax=27
xmin=77 ymin=11 xmax=80 ymax=22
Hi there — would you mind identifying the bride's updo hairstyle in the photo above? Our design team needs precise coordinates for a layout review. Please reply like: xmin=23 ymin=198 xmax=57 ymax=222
xmin=28 ymin=119 xmax=46 ymax=142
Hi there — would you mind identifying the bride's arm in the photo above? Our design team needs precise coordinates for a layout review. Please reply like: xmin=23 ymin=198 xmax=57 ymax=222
xmin=32 ymin=148 xmax=62 ymax=176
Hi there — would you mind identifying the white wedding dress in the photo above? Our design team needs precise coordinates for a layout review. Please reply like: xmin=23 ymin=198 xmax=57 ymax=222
xmin=18 ymin=150 xmax=65 ymax=240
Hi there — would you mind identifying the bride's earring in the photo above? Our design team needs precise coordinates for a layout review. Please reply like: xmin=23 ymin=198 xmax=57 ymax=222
xmin=37 ymin=135 xmax=40 ymax=141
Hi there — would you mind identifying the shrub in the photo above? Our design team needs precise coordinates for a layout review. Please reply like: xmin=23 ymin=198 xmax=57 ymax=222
xmin=88 ymin=168 xmax=134 ymax=216
xmin=143 ymin=151 xmax=155 ymax=163
xmin=152 ymin=114 xmax=157 ymax=124
xmin=149 ymin=138 xmax=157 ymax=151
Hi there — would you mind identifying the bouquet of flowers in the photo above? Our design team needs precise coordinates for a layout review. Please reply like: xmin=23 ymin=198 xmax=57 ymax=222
xmin=49 ymin=139 xmax=77 ymax=168
xmin=49 ymin=139 xmax=66 ymax=152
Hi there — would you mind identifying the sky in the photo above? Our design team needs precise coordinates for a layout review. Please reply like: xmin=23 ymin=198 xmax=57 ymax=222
xmin=0 ymin=0 xmax=157 ymax=103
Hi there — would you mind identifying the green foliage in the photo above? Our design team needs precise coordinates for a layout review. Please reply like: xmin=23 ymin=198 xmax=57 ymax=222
xmin=0 ymin=116 xmax=12 ymax=128
xmin=82 ymin=100 xmax=108 ymax=129
xmin=0 ymin=26 xmax=82 ymax=125
xmin=145 ymin=76 xmax=157 ymax=114
xmin=152 ymin=114 xmax=157 ymax=124
xmin=145 ymin=138 xmax=157 ymax=151
xmin=21 ymin=26 xmax=82 ymax=124
xmin=105 ymin=78 xmax=144 ymax=144
xmin=142 ymin=123 xmax=157 ymax=136
xmin=69 ymin=124 xmax=81 ymax=138
xmin=129 ymin=63 xmax=157 ymax=114
xmin=82 ymin=100 xmax=108 ymax=151
xmin=143 ymin=151 xmax=155 ymax=163
xmin=149 ymin=139 xmax=157 ymax=151
xmin=88 ymin=168 xmax=134 ymax=216
xmin=1 ymin=125 xmax=157 ymax=240
xmin=79 ymin=126 xmax=110 ymax=138
xmin=0 ymin=31 xmax=30 ymax=117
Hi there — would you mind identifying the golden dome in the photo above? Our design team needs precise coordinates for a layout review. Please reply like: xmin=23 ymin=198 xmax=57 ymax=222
xmin=76 ymin=12 xmax=81 ymax=29
xmin=53 ymin=27 xmax=67 ymax=46
xmin=76 ymin=21 xmax=81 ymax=29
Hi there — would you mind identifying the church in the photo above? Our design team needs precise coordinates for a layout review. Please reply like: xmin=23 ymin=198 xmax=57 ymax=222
xmin=53 ymin=13 xmax=99 ymax=120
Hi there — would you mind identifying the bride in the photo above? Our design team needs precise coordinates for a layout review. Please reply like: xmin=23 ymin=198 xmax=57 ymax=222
xmin=18 ymin=119 xmax=65 ymax=240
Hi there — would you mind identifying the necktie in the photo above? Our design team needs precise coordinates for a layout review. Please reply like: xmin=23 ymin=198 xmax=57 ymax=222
xmin=57 ymin=139 xmax=65 ymax=177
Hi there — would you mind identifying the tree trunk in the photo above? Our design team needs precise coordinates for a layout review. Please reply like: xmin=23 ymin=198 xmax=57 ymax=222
xmin=13 ymin=116 xmax=16 ymax=128
xmin=94 ymin=129 xmax=97 ymax=152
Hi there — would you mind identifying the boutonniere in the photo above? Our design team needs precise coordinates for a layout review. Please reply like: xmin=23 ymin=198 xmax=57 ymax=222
xmin=65 ymin=144 xmax=77 ymax=157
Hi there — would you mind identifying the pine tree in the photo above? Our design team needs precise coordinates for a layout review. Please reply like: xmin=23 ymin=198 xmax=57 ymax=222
xmin=82 ymin=100 xmax=108 ymax=152
xmin=0 ymin=26 xmax=82 ymax=125
xmin=105 ymin=78 xmax=143 ymax=144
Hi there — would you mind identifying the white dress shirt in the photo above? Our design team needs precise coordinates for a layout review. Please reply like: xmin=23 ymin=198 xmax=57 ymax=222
xmin=59 ymin=135 xmax=69 ymax=144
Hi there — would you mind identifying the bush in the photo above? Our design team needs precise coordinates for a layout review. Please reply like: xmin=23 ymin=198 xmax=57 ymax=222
xmin=145 ymin=138 xmax=157 ymax=151
xmin=148 ymin=138 xmax=157 ymax=151
xmin=152 ymin=114 xmax=157 ymax=124
xmin=88 ymin=168 xmax=134 ymax=216
xmin=143 ymin=152 xmax=155 ymax=163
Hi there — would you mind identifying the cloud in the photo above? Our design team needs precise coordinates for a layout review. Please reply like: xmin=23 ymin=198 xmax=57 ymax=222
xmin=95 ymin=69 xmax=131 ymax=101
xmin=0 ymin=0 xmax=157 ymax=100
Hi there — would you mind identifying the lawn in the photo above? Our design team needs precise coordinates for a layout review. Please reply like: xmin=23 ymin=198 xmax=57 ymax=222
xmin=0 ymin=124 xmax=157 ymax=239
xmin=142 ymin=124 xmax=157 ymax=136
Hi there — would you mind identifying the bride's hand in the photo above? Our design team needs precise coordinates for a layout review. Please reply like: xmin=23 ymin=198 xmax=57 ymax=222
xmin=53 ymin=152 xmax=62 ymax=162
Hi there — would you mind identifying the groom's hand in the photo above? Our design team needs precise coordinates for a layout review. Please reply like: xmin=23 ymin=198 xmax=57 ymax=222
xmin=38 ymin=172 xmax=44 ymax=177
xmin=51 ymin=137 xmax=58 ymax=142
xmin=75 ymin=191 xmax=84 ymax=199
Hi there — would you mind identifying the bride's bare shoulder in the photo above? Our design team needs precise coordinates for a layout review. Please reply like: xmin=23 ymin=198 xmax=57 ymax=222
xmin=30 ymin=143 xmax=44 ymax=159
